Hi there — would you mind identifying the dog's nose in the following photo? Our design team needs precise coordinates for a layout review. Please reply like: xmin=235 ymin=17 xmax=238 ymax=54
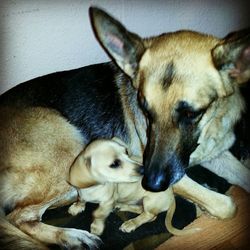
xmin=142 ymin=152 xmax=186 ymax=192
xmin=136 ymin=165 xmax=144 ymax=175
xmin=141 ymin=171 xmax=170 ymax=192
xmin=141 ymin=165 xmax=185 ymax=192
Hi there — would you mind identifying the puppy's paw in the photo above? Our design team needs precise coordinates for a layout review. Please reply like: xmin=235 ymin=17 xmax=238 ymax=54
xmin=68 ymin=202 xmax=86 ymax=216
xmin=119 ymin=220 xmax=137 ymax=233
xmin=90 ymin=219 xmax=105 ymax=236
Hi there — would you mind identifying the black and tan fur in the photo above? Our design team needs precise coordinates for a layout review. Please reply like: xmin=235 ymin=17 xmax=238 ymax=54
xmin=0 ymin=6 xmax=249 ymax=250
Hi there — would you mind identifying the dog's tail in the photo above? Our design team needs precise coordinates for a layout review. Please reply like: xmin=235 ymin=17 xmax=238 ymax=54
xmin=165 ymin=197 xmax=200 ymax=236
xmin=0 ymin=211 xmax=48 ymax=250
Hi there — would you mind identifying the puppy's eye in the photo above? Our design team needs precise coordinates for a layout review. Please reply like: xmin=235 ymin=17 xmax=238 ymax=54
xmin=110 ymin=159 xmax=121 ymax=168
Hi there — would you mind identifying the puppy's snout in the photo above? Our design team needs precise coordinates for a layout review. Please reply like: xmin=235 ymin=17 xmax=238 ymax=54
xmin=136 ymin=165 xmax=144 ymax=175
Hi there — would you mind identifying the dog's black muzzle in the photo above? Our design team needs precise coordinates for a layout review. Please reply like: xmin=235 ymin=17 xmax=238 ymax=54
xmin=136 ymin=165 xmax=145 ymax=175
xmin=141 ymin=154 xmax=185 ymax=192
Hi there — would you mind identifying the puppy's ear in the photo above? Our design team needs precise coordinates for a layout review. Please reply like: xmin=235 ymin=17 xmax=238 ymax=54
xmin=111 ymin=137 xmax=134 ymax=156
xmin=89 ymin=7 xmax=145 ymax=81
xmin=111 ymin=137 xmax=128 ymax=148
xmin=68 ymin=154 xmax=97 ymax=189
xmin=212 ymin=28 xmax=250 ymax=87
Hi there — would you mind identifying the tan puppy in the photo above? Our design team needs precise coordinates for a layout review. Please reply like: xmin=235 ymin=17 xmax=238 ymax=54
xmin=68 ymin=138 xmax=198 ymax=236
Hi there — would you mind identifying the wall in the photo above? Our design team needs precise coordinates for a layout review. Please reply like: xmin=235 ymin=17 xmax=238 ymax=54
xmin=0 ymin=0 xmax=249 ymax=94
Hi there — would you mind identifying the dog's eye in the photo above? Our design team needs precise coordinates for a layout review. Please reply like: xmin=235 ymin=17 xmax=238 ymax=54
xmin=141 ymin=96 xmax=149 ymax=111
xmin=180 ymin=109 xmax=204 ymax=125
xmin=110 ymin=159 xmax=121 ymax=168
xmin=138 ymin=92 xmax=149 ymax=111
xmin=175 ymin=101 xmax=205 ymax=126
xmin=183 ymin=110 xmax=203 ymax=120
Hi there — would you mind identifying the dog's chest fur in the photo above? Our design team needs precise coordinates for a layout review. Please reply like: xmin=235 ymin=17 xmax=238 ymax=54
xmin=231 ymin=84 xmax=250 ymax=162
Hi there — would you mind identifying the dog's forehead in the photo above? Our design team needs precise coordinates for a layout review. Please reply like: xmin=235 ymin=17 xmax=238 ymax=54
xmin=141 ymin=31 xmax=218 ymax=75
xmin=139 ymin=31 xmax=222 ymax=109
xmin=144 ymin=30 xmax=219 ymax=55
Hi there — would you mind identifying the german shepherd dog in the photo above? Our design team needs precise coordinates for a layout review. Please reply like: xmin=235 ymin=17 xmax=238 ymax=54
xmin=0 ymin=6 xmax=249 ymax=250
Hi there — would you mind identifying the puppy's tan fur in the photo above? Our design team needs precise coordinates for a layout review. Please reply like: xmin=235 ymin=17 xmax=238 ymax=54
xmin=68 ymin=138 xmax=198 ymax=236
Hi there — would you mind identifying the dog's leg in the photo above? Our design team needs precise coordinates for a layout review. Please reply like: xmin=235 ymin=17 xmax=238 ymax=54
xmin=202 ymin=150 xmax=250 ymax=192
xmin=68 ymin=201 xmax=86 ymax=216
xmin=173 ymin=175 xmax=236 ymax=219
xmin=91 ymin=200 xmax=114 ymax=236
xmin=7 ymin=205 xmax=101 ymax=249
xmin=115 ymin=203 xmax=143 ymax=214
xmin=119 ymin=210 xmax=156 ymax=233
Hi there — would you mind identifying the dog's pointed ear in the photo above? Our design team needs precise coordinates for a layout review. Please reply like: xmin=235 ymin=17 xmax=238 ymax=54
xmin=68 ymin=154 xmax=97 ymax=189
xmin=89 ymin=7 xmax=145 ymax=80
xmin=212 ymin=28 xmax=250 ymax=86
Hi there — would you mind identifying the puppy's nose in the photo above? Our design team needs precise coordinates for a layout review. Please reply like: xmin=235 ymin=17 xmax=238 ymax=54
xmin=136 ymin=165 xmax=144 ymax=175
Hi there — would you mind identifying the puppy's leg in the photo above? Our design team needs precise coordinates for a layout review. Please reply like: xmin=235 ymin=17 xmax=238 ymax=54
xmin=7 ymin=204 xmax=101 ymax=249
xmin=173 ymin=175 xmax=236 ymax=219
xmin=120 ymin=194 xmax=163 ymax=233
xmin=119 ymin=210 xmax=156 ymax=233
xmin=202 ymin=151 xmax=250 ymax=192
xmin=91 ymin=200 xmax=114 ymax=236
xmin=115 ymin=203 xmax=143 ymax=214
xmin=119 ymin=189 xmax=173 ymax=233
xmin=68 ymin=201 xmax=86 ymax=216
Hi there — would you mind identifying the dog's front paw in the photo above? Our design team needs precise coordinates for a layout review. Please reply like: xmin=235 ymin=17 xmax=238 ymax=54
xmin=68 ymin=202 xmax=86 ymax=216
xmin=202 ymin=194 xmax=237 ymax=220
xmin=119 ymin=220 xmax=137 ymax=233
xmin=90 ymin=219 xmax=105 ymax=236
xmin=61 ymin=228 xmax=102 ymax=250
